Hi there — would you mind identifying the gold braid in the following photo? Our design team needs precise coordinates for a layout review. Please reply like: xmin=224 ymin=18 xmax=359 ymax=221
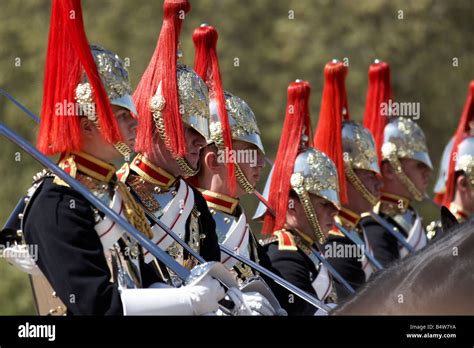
xmin=116 ymin=181 xmax=154 ymax=239
xmin=151 ymin=92 xmax=199 ymax=177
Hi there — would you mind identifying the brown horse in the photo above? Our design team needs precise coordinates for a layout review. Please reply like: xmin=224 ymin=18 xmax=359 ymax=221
xmin=332 ymin=218 xmax=474 ymax=315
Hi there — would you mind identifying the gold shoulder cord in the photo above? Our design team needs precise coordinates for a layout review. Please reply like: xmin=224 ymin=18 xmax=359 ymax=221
xmin=116 ymin=181 xmax=154 ymax=239
xmin=344 ymin=163 xmax=378 ymax=206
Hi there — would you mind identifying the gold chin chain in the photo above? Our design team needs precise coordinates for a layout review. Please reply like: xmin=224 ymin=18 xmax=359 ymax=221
xmin=234 ymin=164 xmax=255 ymax=194
xmin=150 ymin=91 xmax=199 ymax=178
xmin=175 ymin=156 xmax=199 ymax=177
xmin=212 ymin=132 xmax=255 ymax=194
xmin=344 ymin=163 xmax=379 ymax=206
xmin=294 ymin=189 xmax=326 ymax=246
xmin=114 ymin=142 xmax=133 ymax=160
xmin=116 ymin=181 xmax=154 ymax=239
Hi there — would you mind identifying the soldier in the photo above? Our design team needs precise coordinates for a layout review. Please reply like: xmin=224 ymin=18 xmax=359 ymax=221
xmin=428 ymin=81 xmax=474 ymax=239
xmin=189 ymin=24 xmax=267 ymax=282
xmin=8 ymin=0 xmax=225 ymax=316
xmin=256 ymin=80 xmax=340 ymax=315
xmin=362 ymin=60 xmax=433 ymax=265
xmin=117 ymin=0 xmax=221 ymax=275
xmin=117 ymin=2 xmax=274 ymax=315
xmin=313 ymin=61 xmax=383 ymax=300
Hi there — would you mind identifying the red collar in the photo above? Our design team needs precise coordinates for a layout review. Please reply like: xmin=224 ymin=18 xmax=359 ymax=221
xmin=130 ymin=153 xmax=176 ymax=188
xmin=198 ymin=189 xmax=239 ymax=215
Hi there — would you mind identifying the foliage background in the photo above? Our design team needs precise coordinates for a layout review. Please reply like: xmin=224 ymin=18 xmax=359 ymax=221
xmin=0 ymin=0 xmax=472 ymax=314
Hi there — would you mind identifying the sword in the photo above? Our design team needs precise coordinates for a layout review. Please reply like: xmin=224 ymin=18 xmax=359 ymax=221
xmin=2 ymin=91 xmax=329 ymax=313
xmin=0 ymin=88 xmax=40 ymax=123
xmin=334 ymin=223 xmax=384 ymax=271
xmin=369 ymin=212 xmax=416 ymax=253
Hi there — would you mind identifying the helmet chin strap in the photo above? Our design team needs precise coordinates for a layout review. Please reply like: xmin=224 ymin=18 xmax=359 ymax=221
xmin=234 ymin=163 xmax=255 ymax=194
xmin=344 ymin=162 xmax=379 ymax=206
xmin=290 ymin=173 xmax=326 ymax=246
xmin=175 ymin=156 xmax=200 ymax=177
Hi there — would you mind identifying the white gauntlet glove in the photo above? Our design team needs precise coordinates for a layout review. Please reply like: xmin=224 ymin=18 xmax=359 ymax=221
xmin=120 ymin=275 xmax=225 ymax=315
xmin=226 ymin=288 xmax=276 ymax=316
xmin=2 ymin=244 xmax=41 ymax=275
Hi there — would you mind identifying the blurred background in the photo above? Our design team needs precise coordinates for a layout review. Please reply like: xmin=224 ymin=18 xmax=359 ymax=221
xmin=0 ymin=0 xmax=473 ymax=314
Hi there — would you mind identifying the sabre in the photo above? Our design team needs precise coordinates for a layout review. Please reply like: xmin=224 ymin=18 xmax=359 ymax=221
xmin=0 ymin=88 xmax=40 ymax=123
xmin=2 ymin=91 xmax=329 ymax=313
xmin=369 ymin=212 xmax=416 ymax=253
xmin=334 ymin=222 xmax=384 ymax=271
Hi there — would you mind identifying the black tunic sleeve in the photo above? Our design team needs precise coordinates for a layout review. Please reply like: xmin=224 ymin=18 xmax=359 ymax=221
xmin=360 ymin=217 xmax=400 ymax=268
xmin=23 ymin=178 xmax=123 ymax=315
xmin=323 ymin=235 xmax=365 ymax=301
xmin=189 ymin=186 xmax=220 ymax=262
xmin=264 ymin=243 xmax=317 ymax=316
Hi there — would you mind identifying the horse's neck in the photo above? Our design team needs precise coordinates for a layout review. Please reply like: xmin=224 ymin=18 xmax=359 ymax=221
xmin=332 ymin=220 xmax=474 ymax=315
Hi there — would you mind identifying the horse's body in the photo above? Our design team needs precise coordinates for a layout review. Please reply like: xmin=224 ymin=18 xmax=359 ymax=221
xmin=332 ymin=219 xmax=474 ymax=315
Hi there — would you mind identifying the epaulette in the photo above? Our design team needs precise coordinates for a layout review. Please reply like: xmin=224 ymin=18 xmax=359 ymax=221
xmin=52 ymin=154 xmax=77 ymax=187
xmin=272 ymin=229 xmax=298 ymax=251
xmin=117 ymin=162 xmax=130 ymax=183
xmin=328 ymin=227 xmax=345 ymax=238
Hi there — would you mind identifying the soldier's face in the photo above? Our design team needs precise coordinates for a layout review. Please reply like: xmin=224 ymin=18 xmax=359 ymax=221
xmin=287 ymin=194 xmax=338 ymax=240
xmin=400 ymin=158 xmax=432 ymax=196
xmin=184 ymin=125 xmax=207 ymax=168
xmin=232 ymin=141 xmax=265 ymax=196
xmin=113 ymin=105 xmax=138 ymax=151
xmin=346 ymin=169 xmax=383 ymax=213
xmin=79 ymin=106 xmax=137 ymax=162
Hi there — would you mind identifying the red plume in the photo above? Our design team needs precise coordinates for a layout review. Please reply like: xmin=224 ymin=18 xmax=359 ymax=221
xmin=313 ymin=61 xmax=349 ymax=205
xmin=134 ymin=0 xmax=191 ymax=157
xmin=37 ymin=0 xmax=121 ymax=155
xmin=192 ymin=24 xmax=236 ymax=195
xmin=443 ymin=80 xmax=474 ymax=206
xmin=363 ymin=61 xmax=392 ymax=163
xmin=262 ymin=81 xmax=312 ymax=234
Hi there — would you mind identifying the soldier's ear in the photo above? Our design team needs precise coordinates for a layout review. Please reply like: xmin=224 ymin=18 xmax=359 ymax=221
xmin=456 ymin=174 xmax=469 ymax=192
xmin=204 ymin=150 xmax=221 ymax=173
xmin=79 ymin=117 xmax=97 ymax=139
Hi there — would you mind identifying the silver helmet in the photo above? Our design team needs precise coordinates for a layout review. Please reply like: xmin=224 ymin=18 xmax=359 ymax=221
xmin=342 ymin=121 xmax=380 ymax=206
xmin=454 ymin=136 xmax=474 ymax=185
xmin=381 ymin=117 xmax=433 ymax=201
xmin=208 ymin=91 xmax=265 ymax=193
xmin=253 ymin=147 xmax=340 ymax=219
xmin=75 ymin=44 xmax=137 ymax=157
xmin=433 ymin=137 xmax=454 ymax=194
